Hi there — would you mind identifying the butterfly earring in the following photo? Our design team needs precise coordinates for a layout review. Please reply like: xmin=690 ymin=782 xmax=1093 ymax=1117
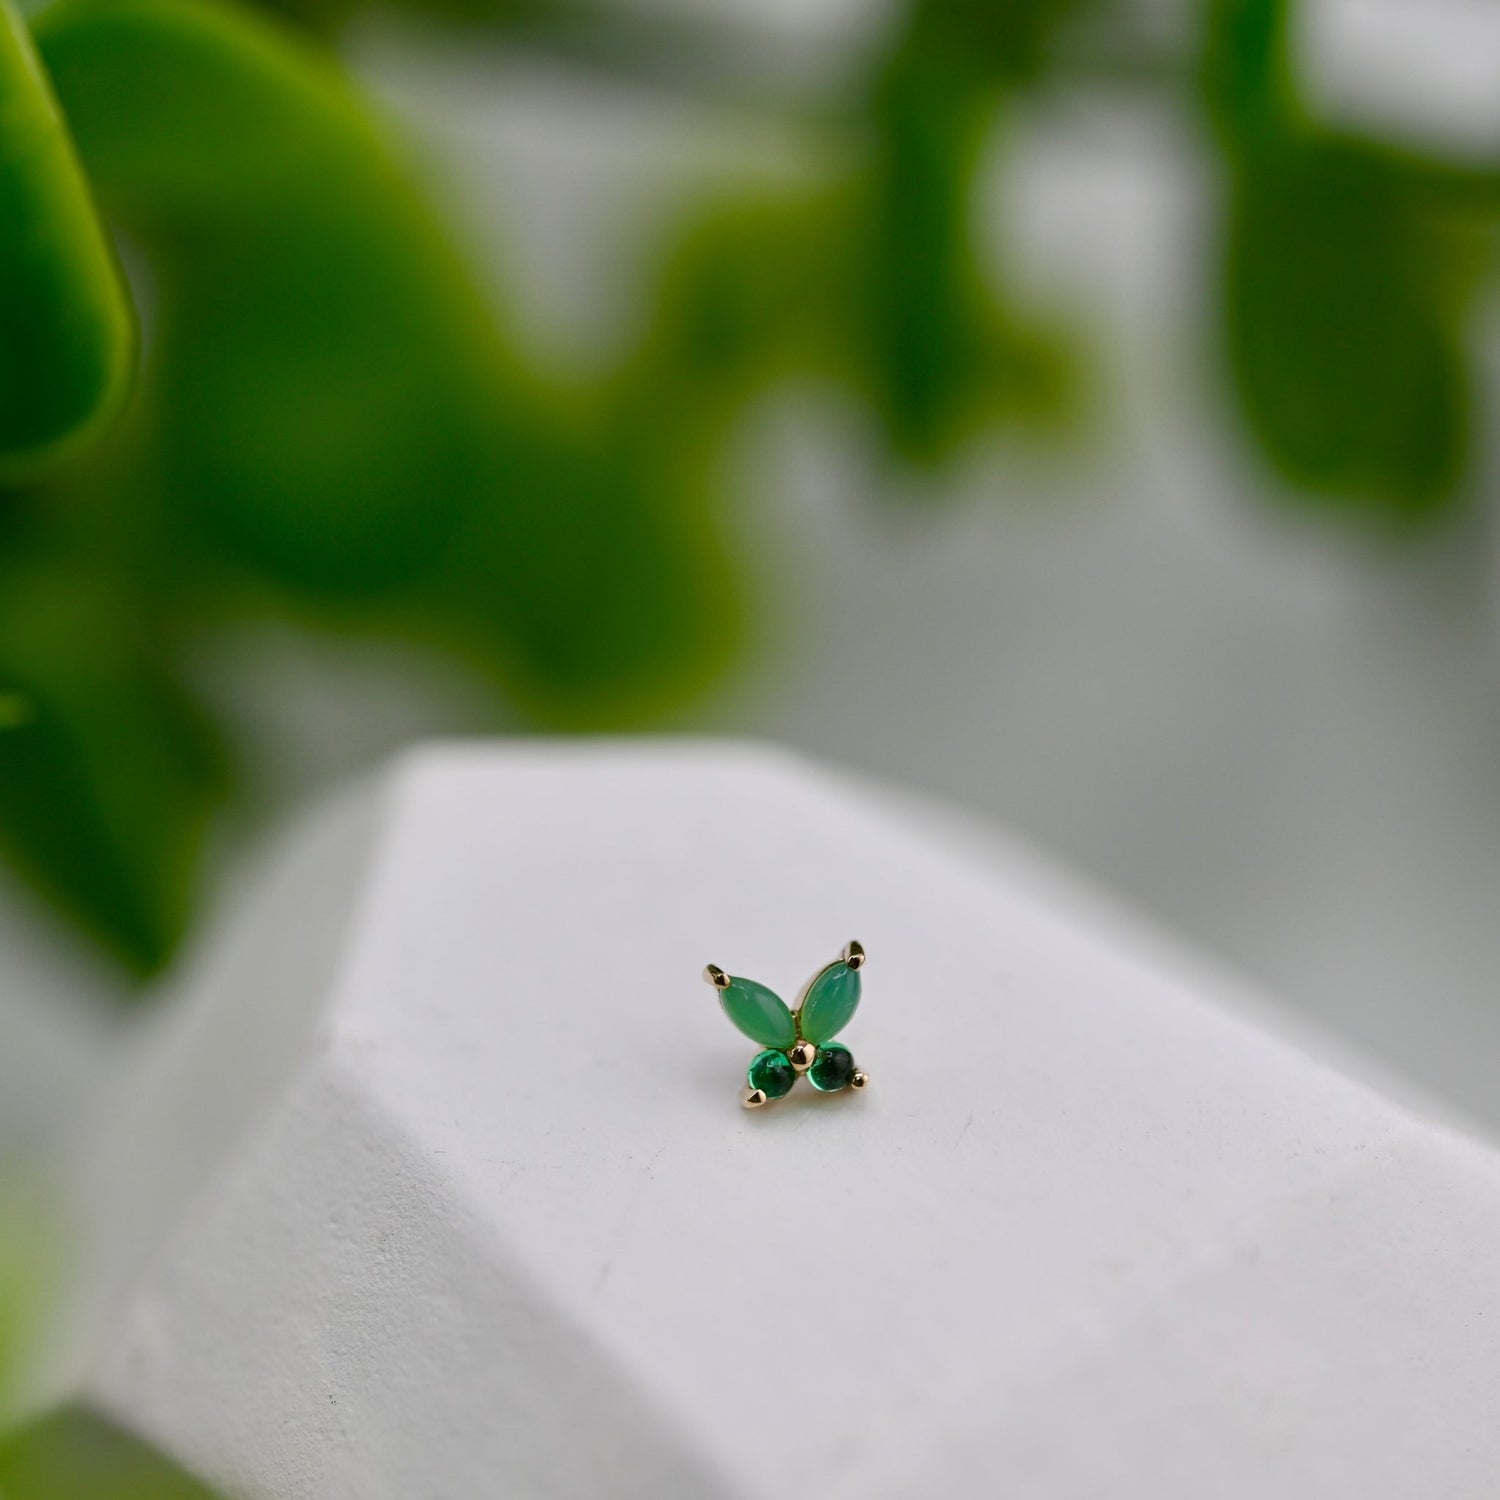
xmin=703 ymin=941 xmax=869 ymax=1108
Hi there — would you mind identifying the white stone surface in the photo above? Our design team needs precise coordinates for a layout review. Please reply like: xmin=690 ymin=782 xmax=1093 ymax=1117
xmin=81 ymin=742 xmax=1500 ymax=1498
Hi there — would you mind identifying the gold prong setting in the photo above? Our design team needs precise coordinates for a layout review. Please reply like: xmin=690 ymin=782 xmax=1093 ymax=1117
xmin=703 ymin=963 xmax=731 ymax=990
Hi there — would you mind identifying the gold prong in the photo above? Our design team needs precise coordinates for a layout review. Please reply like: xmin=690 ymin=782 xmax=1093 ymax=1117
xmin=703 ymin=963 xmax=730 ymax=990
xmin=842 ymin=940 xmax=865 ymax=971
xmin=742 ymin=1086 xmax=769 ymax=1109
xmin=850 ymin=1070 xmax=869 ymax=1090
xmin=788 ymin=1039 xmax=817 ymax=1073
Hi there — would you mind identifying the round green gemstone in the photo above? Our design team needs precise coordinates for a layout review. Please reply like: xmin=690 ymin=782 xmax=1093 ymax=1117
xmin=747 ymin=1049 xmax=796 ymax=1100
xmin=808 ymin=1043 xmax=856 ymax=1092
xmin=720 ymin=977 xmax=796 ymax=1049
xmin=800 ymin=962 xmax=861 ymax=1045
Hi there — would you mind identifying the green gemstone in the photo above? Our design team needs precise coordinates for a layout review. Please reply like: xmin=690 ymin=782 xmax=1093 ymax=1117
xmin=808 ymin=1043 xmax=856 ymax=1092
xmin=720 ymin=977 xmax=796 ymax=1049
xmin=799 ymin=963 xmax=861 ymax=1045
xmin=747 ymin=1049 xmax=796 ymax=1100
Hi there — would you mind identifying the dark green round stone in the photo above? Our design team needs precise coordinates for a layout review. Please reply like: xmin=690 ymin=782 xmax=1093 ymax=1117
xmin=747 ymin=1049 xmax=796 ymax=1100
xmin=808 ymin=1043 xmax=856 ymax=1093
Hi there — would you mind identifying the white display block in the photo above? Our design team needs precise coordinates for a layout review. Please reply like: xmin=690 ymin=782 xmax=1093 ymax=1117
xmin=81 ymin=742 xmax=1500 ymax=1498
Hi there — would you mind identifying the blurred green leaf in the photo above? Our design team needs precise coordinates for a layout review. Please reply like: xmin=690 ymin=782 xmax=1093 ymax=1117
xmin=0 ymin=1184 xmax=60 ymax=1441
xmin=637 ymin=191 xmax=848 ymax=402
xmin=1222 ymin=136 xmax=1471 ymax=522
xmin=34 ymin=0 xmax=733 ymax=723
xmin=859 ymin=0 xmax=1091 ymax=466
xmin=392 ymin=396 xmax=739 ymax=723
xmin=0 ymin=556 xmax=228 ymax=976
xmin=0 ymin=1409 xmax=223 ymax=1500
xmin=0 ymin=1197 xmax=224 ymax=1499
xmin=1200 ymin=0 xmax=1296 ymax=143
xmin=0 ymin=0 xmax=746 ymax=970
xmin=1203 ymin=0 xmax=1477 ymax=521
xmin=34 ymin=0 xmax=505 ymax=597
xmin=898 ymin=0 xmax=1097 ymax=91
xmin=0 ymin=0 xmax=134 ymax=482
xmin=0 ymin=692 xmax=34 ymax=728
xmin=866 ymin=69 xmax=997 ymax=463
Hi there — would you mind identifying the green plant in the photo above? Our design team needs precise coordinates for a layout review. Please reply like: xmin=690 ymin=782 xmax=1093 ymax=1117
xmin=0 ymin=1194 xmax=224 ymax=1498
xmin=0 ymin=1 xmax=132 ymax=483
xmin=0 ymin=1409 xmax=225 ymax=1500
xmin=1 ymin=0 xmax=1495 ymax=980
xmin=1205 ymin=0 xmax=1490 ymax=520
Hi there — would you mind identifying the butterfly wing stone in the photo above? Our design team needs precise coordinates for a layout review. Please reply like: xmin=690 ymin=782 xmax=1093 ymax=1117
xmin=799 ymin=961 xmax=861 ymax=1045
xmin=719 ymin=977 xmax=796 ymax=1050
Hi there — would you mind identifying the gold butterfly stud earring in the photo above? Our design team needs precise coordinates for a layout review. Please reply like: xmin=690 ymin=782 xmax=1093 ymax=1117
xmin=703 ymin=941 xmax=868 ymax=1108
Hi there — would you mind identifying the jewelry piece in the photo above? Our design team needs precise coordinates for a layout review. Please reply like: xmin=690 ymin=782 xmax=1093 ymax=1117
xmin=703 ymin=941 xmax=869 ymax=1108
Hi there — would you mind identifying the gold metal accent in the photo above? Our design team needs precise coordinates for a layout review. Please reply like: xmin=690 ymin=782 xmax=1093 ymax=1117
xmin=842 ymin=939 xmax=865 ymax=971
xmin=742 ymin=1086 xmax=769 ymax=1109
xmin=703 ymin=963 xmax=731 ymax=990
xmin=850 ymin=1070 xmax=869 ymax=1090
xmin=788 ymin=1039 xmax=817 ymax=1073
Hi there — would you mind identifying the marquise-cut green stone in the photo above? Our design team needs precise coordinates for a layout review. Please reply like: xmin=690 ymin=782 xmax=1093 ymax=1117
xmin=721 ymin=977 xmax=796 ymax=1049
xmin=799 ymin=962 xmax=861 ymax=1044
xmin=747 ymin=1049 xmax=796 ymax=1100
xmin=808 ymin=1043 xmax=856 ymax=1092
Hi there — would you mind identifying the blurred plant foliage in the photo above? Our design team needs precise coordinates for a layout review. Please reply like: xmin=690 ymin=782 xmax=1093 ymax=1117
xmin=0 ymin=1195 xmax=50 ymax=1433
xmin=0 ymin=1193 xmax=225 ymax=1498
xmin=0 ymin=1410 xmax=225 ymax=1500
xmin=0 ymin=0 xmax=1495 ymax=979
xmin=1203 ymin=0 xmax=1491 ymax=520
